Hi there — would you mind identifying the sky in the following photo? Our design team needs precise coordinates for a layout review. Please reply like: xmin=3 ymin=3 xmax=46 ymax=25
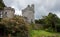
xmin=3 ymin=0 xmax=60 ymax=19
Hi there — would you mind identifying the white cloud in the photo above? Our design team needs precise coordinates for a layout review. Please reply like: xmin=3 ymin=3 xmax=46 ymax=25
xmin=3 ymin=0 xmax=60 ymax=19
xmin=15 ymin=10 xmax=22 ymax=16
xmin=11 ymin=6 xmax=22 ymax=16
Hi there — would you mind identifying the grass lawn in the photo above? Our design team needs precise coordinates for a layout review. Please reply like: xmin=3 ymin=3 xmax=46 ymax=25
xmin=30 ymin=30 xmax=60 ymax=37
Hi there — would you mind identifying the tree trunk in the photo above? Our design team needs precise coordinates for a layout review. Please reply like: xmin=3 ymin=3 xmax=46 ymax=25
xmin=8 ymin=34 xmax=11 ymax=37
xmin=55 ymin=24 xmax=57 ymax=32
xmin=52 ymin=22 xmax=57 ymax=32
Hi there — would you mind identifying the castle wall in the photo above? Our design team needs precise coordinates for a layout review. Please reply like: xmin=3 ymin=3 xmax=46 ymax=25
xmin=3 ymin=7 xmax=15 ymax=18
xmin=0 ymin=7 xmax=15 ymax=18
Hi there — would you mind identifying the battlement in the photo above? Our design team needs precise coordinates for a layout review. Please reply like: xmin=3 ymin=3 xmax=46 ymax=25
xmin=27 ymin=4 xmax=34 ymax=8
xmin=4 ymin=7 xmax=15 ymax=11
xmin=22 ymin=4 xmax=34 ymax=13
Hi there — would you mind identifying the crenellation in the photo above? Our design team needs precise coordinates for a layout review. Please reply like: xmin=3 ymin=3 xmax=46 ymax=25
xmin=4 ymin=7 xmax=15 ymax=11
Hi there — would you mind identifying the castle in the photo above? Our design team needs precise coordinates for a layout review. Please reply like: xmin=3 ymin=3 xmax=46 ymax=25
xmin=0 ymin=4 xmax=35 ymax=23
xmin=22 ymin=4 xmax=35 ymax=23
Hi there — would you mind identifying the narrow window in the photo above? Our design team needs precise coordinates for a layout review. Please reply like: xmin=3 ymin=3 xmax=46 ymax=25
xmin=5 ymin=12 xmax=7 ymax=17
xmin=5 ymin=12 xmax=7 ymax=14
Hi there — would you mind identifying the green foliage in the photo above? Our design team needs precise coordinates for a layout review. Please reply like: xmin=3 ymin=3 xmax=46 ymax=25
xmin=30 ymin=30 xmax=60 ymax=37
xmin=43 ymin=13 xmax=59 ymax=32
xmin=0 ymin=15 xmax=30 ymax=37
xmin=0 ymin=0 xmax=6 ymax=10
xmin=35 ymin=12 xmax=60 ymax=32
xmin=35 ymin=19 xmax=45 ymax=24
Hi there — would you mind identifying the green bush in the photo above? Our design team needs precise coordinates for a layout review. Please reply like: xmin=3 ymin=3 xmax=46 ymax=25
xmin=0 ymin=16 xmax=30 ymax=37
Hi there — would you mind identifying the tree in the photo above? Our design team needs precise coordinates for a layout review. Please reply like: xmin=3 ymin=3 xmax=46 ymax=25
xmin=43 ymin=12 xmax=59 ymax=32
xmin=0 ymin=0 xmax=6 ymax=10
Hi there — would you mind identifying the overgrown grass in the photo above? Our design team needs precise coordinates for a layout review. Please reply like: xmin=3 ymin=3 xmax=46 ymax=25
xmin=30 ymin=30 xmax=60 ymax=37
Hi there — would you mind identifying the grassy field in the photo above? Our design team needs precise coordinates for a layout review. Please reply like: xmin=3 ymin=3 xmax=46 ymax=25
xmin=30 ymin=30 xmax=60 ymax=37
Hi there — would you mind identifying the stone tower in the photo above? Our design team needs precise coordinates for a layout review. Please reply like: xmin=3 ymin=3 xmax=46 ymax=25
xmin=22 ymin=4 xmax=35 ymax=23
xmin=0 ymin=7 xmax=15 ymax=18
